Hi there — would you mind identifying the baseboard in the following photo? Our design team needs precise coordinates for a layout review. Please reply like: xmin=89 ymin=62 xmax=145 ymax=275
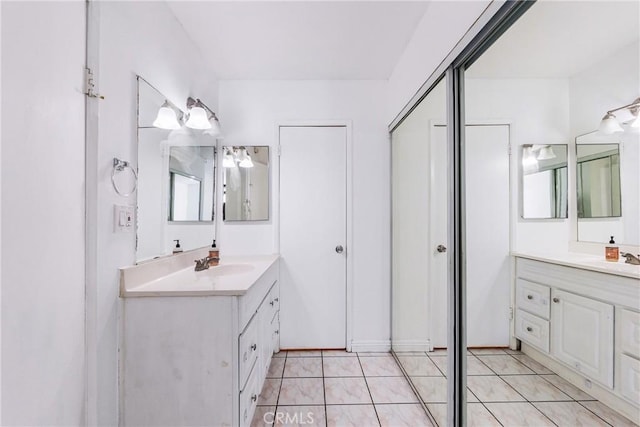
xmin=390 ymin=339 xmax=431 ymax=352
xmin=350 ymin=340 xmax=391 ymax=353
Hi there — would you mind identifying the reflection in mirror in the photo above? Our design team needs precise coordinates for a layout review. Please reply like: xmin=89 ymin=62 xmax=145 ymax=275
xmin=577 ymin=132 xmax=638 ymax=246
xmin=168 ymin=146 xmax=215 ymax=222
xmin=136 ymin=76 xmax=217 ymax=262
xmin=223 ymin=146 xmax=269 ymax=221
xmin=576 ymin=144 xmax=621 ymax=218
xmin=522 ymin=144 xmax=568 ymax=219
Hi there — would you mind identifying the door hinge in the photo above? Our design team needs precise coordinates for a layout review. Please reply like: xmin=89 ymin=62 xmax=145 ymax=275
xmin=509 ymin=306 xmax=514 ymax=320
xmin=277 ymin=145 xmax=282 ymax=156
xmin=84 ymin=67 xmax=105 ymax=99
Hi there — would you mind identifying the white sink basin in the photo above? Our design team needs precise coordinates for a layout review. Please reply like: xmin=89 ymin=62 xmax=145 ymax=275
xmin=206 ymin=263 xmax=255 ymax=276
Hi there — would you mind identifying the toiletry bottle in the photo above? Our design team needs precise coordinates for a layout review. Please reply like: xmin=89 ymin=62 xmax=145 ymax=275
xmin=173 ymin=239 xmax=183 ymax=254
xmin=605 ymin=236 xmax=619 ymax=262
xmin=208 ymin=240 xmax=220 ymax=266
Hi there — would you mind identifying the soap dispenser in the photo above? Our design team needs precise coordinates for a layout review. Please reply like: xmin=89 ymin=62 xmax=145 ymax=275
xmin=208 ymin=240 xmax=220 ymax=266
xmin=172 ymin=239 xmax=183 ymax=254
xmin=605 ymin=236 xmax=619 ymax=262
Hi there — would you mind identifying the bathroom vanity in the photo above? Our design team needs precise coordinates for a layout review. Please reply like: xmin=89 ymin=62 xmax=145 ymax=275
xmin=512 ymin=253 xmax=639 ymax=423
xmin=120 ymin=251 xmax=280 ymax=427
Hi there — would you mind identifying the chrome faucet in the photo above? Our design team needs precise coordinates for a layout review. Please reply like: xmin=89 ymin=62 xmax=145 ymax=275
xmin=194 ymin=257 xmax=211 ymax=271
xmin=620 ymin=252 xmax=640 ymax=265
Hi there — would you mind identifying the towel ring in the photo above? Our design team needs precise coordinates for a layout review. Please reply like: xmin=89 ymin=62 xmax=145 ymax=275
xmin=111 ymin=158 xmax=138 ymax=197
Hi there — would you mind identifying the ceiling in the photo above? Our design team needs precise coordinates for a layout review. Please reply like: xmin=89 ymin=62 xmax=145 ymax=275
xmin=467 ymin=1 xmax=640 ymax=78
xmin=166 ymin=1 xmax=430 ymax=80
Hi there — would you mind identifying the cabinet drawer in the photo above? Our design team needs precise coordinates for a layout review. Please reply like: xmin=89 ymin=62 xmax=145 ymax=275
xmin=515 ymin=309 xmax=550 ymax=353
xmin=619 ymin=353 xmax=640 ymax=404
xmin=619 ymin=308 xmax=640 ymax=357
xmin=516 ymin=279 xmax=550 ymax=319
xmin=239 ymin=364 xmax=260 ymax=427
xmin=239 ymin=316 xmax=259 ymax=389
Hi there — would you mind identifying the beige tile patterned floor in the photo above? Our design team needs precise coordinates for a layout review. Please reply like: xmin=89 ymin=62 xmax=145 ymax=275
xmin=251 ymin=350 xmax=433 ymax=427
xmin=251 ymin=349 xmax=639 ymax=426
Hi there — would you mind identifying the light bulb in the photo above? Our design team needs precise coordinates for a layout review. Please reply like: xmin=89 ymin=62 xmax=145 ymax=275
xmin=153 ymin=102 xmax=181 ymax=130
xmin=238 ymin=149 xmax=254 ymax=168
xmin=185 ymin=106 xmax=212 ymax=129
xmin=222 ymin=149 xmax=236 ymax=168
xmin=599 ymin=113 xmax=623 ymax=134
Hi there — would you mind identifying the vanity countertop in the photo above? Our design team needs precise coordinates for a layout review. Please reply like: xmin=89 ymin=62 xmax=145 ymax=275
xmin=120 ymin=254 xmax=280 ymax=297
xmin=512 ymin=251 xmax=640 ymax=280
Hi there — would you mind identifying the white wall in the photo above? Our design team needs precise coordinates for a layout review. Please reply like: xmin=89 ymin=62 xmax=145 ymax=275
xmin=387 ymin=0 xmax=493 ymax=124
xmin=465 ymin=78 xmax=572 ymax=253
xmin=1 ymin=2 xmax=86 ymax=424
xmin=93 ymin=2 xmax=218 ymax=424
xmin=218 ymin=80 xmax=390 ymax=349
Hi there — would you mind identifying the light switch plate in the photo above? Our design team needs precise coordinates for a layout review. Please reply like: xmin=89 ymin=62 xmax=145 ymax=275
xmin=114 ymin=204 xmax=135 ymax=233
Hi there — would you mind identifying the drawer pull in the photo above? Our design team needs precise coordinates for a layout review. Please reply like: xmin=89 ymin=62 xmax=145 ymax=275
xmin=275 ymin=330 xmax=280 ymax=335
xmin=527 ymin=294 xmax=533 ymax=300
xmin=553 ymin=297 xmax=560 ymax=303
xmin=251 ymin=394 xmax=257 ymax=402
xmin=526 ymin=326 xmax=533 ymax=332
xmin=270 ymin=301 xmax=274 ymax=306
xmin=274 ymin=298 xmax=279 ymax=302
xmin=251 ymin=343 xmax=257 ymax=351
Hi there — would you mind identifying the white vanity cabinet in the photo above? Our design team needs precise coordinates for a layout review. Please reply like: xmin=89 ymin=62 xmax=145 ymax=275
xmin=121 ymin=256 xmax=280 ymax=427
xmin=514 ymin=255 xmax=639 ymax=423
xmin=550 ymin=289 xmax=614 ymax=388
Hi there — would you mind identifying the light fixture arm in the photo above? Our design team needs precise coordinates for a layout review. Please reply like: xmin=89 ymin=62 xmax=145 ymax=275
xmin=186 ymin=96 xmax=218 ymax=119
xmin=606 ymin=97 xmax=640 ymax=116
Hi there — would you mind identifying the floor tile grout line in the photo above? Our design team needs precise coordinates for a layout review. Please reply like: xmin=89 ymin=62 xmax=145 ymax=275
xmin=391 ymin=351 xmax=440 ymax=427
xmin=575 ymin=401 xmax=617 ymax=427
xmin=320 ymin=352 xmax=328 ymax=427
xmin=356 ymin=353 xmax=383 ymax=427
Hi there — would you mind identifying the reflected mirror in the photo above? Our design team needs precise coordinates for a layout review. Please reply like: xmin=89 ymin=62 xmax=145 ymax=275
xmin=576 ymin=132 xmax=639 ymax=246
xmin=136 ymin=76 xmax=217 ymax=262
xmin=521 ymin=144 xmax=568 ymax=219
xmin=223 ymin=146 xmax=269 ymax=221
xmin=168 ymin=146 xmax=216 ymax=221
xmin=576 ymin=144 xmax=620 ymax=218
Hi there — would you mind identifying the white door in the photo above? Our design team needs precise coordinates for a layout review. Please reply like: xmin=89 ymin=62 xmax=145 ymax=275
xmin=431 ymin=124 xmax=511 ymax=348
xmin=279 ymin=126 xmax=347 ymax=349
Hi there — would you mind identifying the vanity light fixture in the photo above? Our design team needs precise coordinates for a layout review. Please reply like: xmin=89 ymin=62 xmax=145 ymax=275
xmin=153 ymin=101 xmax=182 ymax=130
xmin=599 ymin=97 xmax=640 ymax=134
xmin=185 ymin=97 xmax=223 ymax=134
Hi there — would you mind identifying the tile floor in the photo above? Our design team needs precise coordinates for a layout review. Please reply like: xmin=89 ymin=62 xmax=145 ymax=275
xmin=251 ymin=348 xmax=639 ymax=427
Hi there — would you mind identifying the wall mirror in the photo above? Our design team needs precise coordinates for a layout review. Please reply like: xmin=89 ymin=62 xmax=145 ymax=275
xmin=136 ymin=77 xmax=217 ymax=262
xmin=222 ymin=146 xmax=270 ymax=221
xmin=521 ymin=144 xmax=568 ymax=219
xmin=576 ymin=132 xmax=638 ymax=246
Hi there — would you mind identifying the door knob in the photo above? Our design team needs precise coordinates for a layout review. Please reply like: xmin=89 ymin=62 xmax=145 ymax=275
xmin=335 ymin=245 xmax=344 ymax=254
xmin=437 ymin=245 xmax=447 ymax=253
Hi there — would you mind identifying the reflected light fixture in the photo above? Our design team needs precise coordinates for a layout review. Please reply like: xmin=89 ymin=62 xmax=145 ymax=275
xmin=153 ymin=101 xmax=181 ymax=130
xmin=238 ymin=148 xmax=254 ymax=168
xmin=537 ymin=145 xmax=556 ymax=160
xmin=222 ymin=149 xmax=236 ymax=168
xmin=599 ymin=97 xmax=640 ymax=134
xmin=522 ymin=145 xmax=539 ymax=173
